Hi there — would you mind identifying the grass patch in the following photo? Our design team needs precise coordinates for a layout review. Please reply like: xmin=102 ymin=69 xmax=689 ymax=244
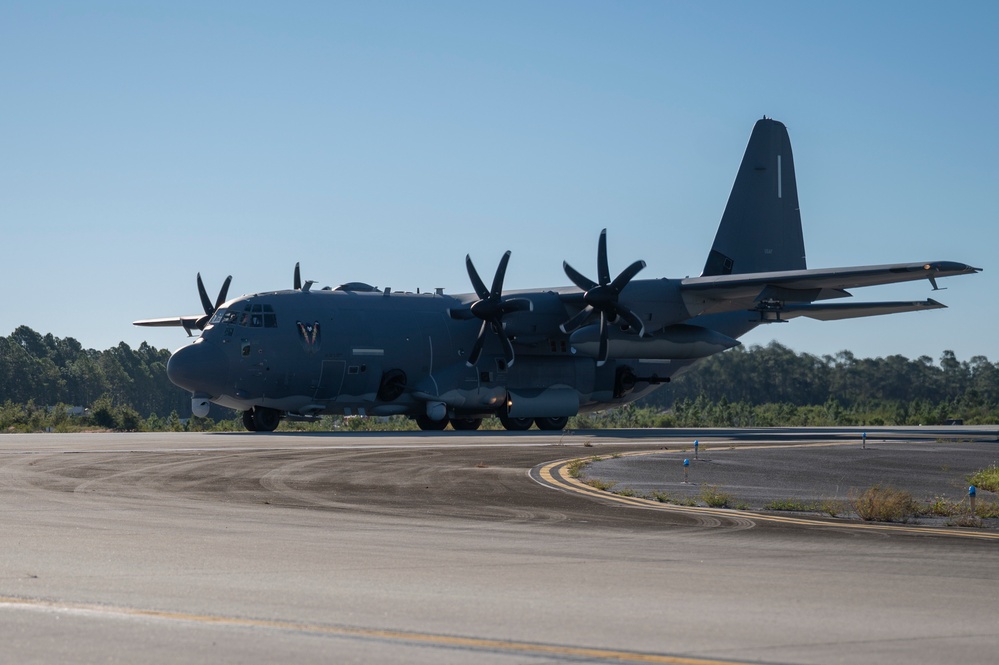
xmin=585 ymin=478 xmax=616 ymax=491
xmin=969 ymin=463 xmax=999 ymax=493
xmin=566 ymin=459 xmax=588 ymax=478
xmin=924 ymin=496 xmax=960 ymax=517
xmin=699 ymin=485 xmax=732 ymax=508
xmin=820 ymin=500 xmax=846 ymax=517
xmin=853 ymin=485 xmax=919 ymax=523
xmin=614 ymin=488 xmax=637 ymax=497
xmin=764 ymin=499 xmax=819 ymax=512
xmin=973 ymin=500 xmax=999 ymax=519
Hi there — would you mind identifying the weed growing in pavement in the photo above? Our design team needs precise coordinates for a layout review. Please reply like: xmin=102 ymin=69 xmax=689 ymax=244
xmin=853 ymin=485 xmax=919 ymax=523
xmin=585 ymin=478 xmax=616 ymax=491
xmin=700 ymin=485 xmax=732 ymax=508
xmin=969 ymin=463 xmax=999 ymax=493
xmin=614 ymin=488 xmax=637 ymax=497
xmin=764 ymin=499 xmax=819 ymax=512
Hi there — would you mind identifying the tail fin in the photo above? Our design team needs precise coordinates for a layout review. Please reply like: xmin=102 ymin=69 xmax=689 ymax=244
xmin=702 ymin=118 xmax=806 ymax=276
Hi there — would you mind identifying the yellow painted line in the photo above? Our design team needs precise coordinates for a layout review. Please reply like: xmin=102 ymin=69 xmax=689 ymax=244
xmin=0 ymin=595 xmax=756 ymax=665
xmin=537 ymin=451 xmax=999 ymax=541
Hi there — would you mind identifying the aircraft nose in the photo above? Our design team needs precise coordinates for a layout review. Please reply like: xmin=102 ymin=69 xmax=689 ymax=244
xmin=167 ymin=341 xmax=228 ymax=395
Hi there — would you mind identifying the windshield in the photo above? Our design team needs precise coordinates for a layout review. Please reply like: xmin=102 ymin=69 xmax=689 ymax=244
xmin=211 ymin=303 xmax=278 ymax=329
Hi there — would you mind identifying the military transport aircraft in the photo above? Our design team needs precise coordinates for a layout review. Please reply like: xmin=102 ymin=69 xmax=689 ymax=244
xmin=135 ymin=118 xmax=980 ymax=432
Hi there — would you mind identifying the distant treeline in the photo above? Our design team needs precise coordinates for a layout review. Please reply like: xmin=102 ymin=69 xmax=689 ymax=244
xmin=1 ymin=325 xmax=997 ymax=431
xmin=0 ymin=326 xmax=187 ymax=428
xmin=635 ymin=343 xmax=999 ymax=426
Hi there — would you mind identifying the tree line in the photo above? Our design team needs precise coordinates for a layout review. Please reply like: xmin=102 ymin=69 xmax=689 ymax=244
xmin=1 ymin=325 xmax=996 ymax=431
xmin=634 ymin=343 xmax=999 ymax=426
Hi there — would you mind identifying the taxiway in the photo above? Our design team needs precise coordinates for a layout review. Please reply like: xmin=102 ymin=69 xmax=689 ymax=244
xmin=1 ymin=429 xmax=997 ymax=664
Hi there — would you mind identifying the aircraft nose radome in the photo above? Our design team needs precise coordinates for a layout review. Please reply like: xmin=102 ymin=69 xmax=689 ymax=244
xmin=167 ymin=342 xmax=227 ymax=395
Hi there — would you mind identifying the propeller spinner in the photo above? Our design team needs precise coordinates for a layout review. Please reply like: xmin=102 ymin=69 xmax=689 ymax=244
xmin=450 ymin=251 xmax=532 ymax=367
xmin=561 ymin=229 xmax=646 ymax=366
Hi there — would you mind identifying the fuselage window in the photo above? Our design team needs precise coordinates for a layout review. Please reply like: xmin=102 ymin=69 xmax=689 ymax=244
xmin=262 ymin=304 xmax=277 ymax=328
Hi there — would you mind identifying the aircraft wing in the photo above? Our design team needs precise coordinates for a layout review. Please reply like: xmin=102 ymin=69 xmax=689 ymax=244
xmin=680 ymin=261 xmax=980 ymax=315
xmin=133 ymin=316 xmax=203 ymax=335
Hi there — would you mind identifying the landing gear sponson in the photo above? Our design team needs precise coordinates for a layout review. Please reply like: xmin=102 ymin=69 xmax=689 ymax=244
xmin=413 ymin=414 xmax=568 ymax=432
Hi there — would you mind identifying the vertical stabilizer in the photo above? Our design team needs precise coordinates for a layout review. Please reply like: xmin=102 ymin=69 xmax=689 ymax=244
xmin=702 ymin=118 xmax=806 ymax=276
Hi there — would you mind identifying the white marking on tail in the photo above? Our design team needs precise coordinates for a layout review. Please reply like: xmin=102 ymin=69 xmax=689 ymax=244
xmin=777 ymin=155 xmax=783 ymax=198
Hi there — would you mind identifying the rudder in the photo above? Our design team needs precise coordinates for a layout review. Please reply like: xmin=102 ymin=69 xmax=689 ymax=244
xmin=702 ymin=118 xmax=806 ymax=276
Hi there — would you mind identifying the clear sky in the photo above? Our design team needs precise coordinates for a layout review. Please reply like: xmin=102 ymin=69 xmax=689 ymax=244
xmin=2 ymin=1 xmax=996 ymax=363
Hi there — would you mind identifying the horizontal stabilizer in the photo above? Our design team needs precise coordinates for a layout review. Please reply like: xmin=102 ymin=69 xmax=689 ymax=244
xmin=775 ymin=299 xmax=946 ymax=322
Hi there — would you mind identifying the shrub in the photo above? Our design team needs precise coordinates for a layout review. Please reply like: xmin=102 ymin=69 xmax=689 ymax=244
xmin=853 ymin=485 xmax=919 ymax=523
xmin=700 ymin=485 xmax=732 ymax=508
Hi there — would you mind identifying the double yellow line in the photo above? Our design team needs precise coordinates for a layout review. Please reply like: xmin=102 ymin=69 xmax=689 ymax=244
xmin=536 ymin=451 xmax=999 ymax=541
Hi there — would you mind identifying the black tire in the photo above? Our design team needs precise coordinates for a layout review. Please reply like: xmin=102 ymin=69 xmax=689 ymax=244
xmin=535 ymin=416 xmax=569 ymax=431
xmin=415 ymin=414 xmax=449 ymax=431
xmin=252 ymin=407 xmax=282 ymax=432
xmin=450 ymin=418 xmax=482 ymax=431
xmin=242 ymin=410 xmax=257 ymax=432
xmin=498 ymin=413 xmax=533 ymax=431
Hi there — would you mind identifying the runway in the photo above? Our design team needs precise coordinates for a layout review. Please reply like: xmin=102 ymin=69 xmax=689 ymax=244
xmin=1 ymin=429 xmax=997 ymax=664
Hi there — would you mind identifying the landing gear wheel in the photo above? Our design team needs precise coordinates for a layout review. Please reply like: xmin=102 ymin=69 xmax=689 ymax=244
xmin=415 ymin=414 xmax=449 ymax=431
xmin=535 ymin=416 xmax=569 ymax=431
xmin=498 ymin=413 xmax=533 ymax=431
xmin=252 ymin=407 xmax=281 ymax=432
xmin=450 ymin=418 xmax=483 ymax=431
xmin=242 ymin=410 xmax=257 ymax=432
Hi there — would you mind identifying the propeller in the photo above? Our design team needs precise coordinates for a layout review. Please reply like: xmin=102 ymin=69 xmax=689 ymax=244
xmin=194 ymin=273 xmax=233 ymax=331
xmin=560 ymin=228 xmax=646 ymax=366
xmin=449 ymin=251 xmax=532 ymax=367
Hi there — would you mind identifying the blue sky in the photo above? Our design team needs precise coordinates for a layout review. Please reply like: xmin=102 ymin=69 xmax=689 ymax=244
xmin=2 ymin=1 xmax=996 ymax=363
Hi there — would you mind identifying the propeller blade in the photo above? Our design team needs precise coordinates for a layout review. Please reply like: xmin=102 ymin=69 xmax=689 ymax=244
xmin=448 ymin=306 xmax=477 ymax=321
xmin=596 ymin=312 xmax=609 ymax=367
xmin=294 ymin=262 xmax=302 ymax=290
xmin=214 ymin=275 xmax=232 ymax=311
xmin=597 ymin=228 xmax=610 ymax=285
xmin=563 ymin=261 xmax=598 ymax=291
xmin=465 ymin=255 xmax=490 ymax=299
xmin=496 ymin=325 xmax=516 ymax=368
xmin=490 ymin=251 xmax=512 ymax=300
xmin=560 ymin=305 xmax=593 ymax=334
xmin=466 ymin=320 xmax=489 ymax=367
xmin=610 ymin=260 xmax=647 ymax=293
xmin=197 ymin=273 xmax=214 ymax=316
xmin=615 ymin=307 xmax=647 ymax=337
xmin=500 ymin=298 xmax=533 ymax=315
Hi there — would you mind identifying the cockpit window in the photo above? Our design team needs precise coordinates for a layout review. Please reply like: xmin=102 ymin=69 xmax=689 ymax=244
xmin=208 ymin=309 xmax=227 ymax=326
xmin=218 ymin=303 xmax=277 ymax=328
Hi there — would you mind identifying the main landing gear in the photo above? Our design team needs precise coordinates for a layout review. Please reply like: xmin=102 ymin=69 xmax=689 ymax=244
xmin=242 ymin=406 xmax=282 ymax=432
